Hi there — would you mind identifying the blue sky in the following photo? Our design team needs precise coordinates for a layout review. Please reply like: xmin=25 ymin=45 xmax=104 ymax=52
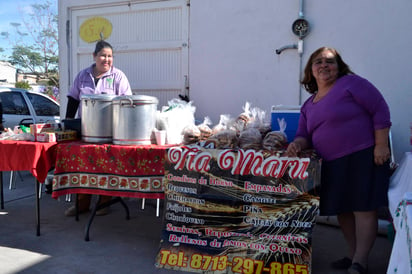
xmin=0 ymin=0 xmax=57 ymax=59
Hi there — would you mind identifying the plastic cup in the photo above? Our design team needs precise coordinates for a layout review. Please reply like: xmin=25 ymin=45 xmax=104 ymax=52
xmin=155 ymin=130 xmax=166 ymax=145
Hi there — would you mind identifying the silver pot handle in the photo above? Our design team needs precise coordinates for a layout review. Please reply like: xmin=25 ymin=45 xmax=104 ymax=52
xmin=83 ymin=99 xmax=96 ymax=107
xmin=120 ymin=98 xmax=134 ymax=107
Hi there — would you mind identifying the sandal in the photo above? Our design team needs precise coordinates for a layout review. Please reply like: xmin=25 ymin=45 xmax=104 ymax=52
xmin=95 ymin=207 xmax=110 ymax=216
xmin=331 ymin=257 xmax=352 ymax=269
xmin=64 ymin=205 xmax=89 ymax=217
xmin=348 ymin=262 xmax=368 ymax=274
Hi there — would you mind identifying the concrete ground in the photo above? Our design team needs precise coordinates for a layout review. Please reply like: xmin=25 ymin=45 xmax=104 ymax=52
xmin=0 ymin=171 xmax=393 ymax=274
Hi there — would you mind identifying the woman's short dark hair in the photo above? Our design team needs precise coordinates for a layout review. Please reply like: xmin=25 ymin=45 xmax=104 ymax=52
xmin=93 ymin=40 xmax=113 ymax=56
xmin=301 ymin=47 xmax=354 ymax=94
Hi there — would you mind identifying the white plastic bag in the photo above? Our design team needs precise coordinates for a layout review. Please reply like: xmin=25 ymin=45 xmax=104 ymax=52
xmin=158 ymin=98 xmax=196 ymax=144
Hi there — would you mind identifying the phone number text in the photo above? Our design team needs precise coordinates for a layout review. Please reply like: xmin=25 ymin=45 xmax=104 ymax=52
xmin=158 ymin=250 xmax=309 ymax=274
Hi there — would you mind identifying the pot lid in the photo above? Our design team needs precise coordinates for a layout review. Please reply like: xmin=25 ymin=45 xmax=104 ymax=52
xmin=113 ymin=95 xmax=158 ymax=104
xmin=80 ymin=94 xmax=117 ymax=101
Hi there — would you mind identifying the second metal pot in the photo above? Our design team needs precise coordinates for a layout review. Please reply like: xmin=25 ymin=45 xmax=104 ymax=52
xmin=112 ymin=95 xmax=158 ymax=145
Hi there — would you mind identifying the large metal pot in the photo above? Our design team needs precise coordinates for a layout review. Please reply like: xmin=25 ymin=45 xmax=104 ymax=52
xmin=81 ymin=94 xmax=116 ymax=143
xmin=112 ymin=95 xmax=158 ymax=145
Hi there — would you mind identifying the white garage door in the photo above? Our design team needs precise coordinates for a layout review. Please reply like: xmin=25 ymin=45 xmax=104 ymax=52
xmin=70 ymin=0 xmax=189 ymax=109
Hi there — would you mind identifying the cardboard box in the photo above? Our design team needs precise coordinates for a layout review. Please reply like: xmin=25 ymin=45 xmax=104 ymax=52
xmin=271 ymin=105 xmax=301 ymax=143
xmin=36 ymin=132 xmax=57 ymax=142
xmin=36 ymin=130 xmax=77 ymax=143
xmin=55 ymin=131 xmax=78 ymax=142
xmin=30 ymin=123 xmax=63 ymax=141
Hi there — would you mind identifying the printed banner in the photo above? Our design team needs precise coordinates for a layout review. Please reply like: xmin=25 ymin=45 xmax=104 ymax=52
xmin=156 ymin=146 xmax=321 ymax=274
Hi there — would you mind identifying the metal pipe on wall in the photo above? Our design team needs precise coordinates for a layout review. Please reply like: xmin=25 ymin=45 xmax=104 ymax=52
xmin=298 ymin=39 xmax=304 ymax=105
xmin=274 ymin=0 xmax=308 ymax=104
xmin=299 ymin=0 xmax=304 ymax=18
xmin=297 ymin=0 xmax=305 ymax=105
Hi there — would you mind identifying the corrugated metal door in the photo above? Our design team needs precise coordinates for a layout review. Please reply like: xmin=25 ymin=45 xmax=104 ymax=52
xmin=70 ymin=0 xmax=189 ymax=108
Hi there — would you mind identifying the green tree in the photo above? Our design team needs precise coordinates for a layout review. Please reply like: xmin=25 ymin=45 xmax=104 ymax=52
xmin=15 ymin=81 xmax=32 ymax=90
xmin=7 ymin=0 xmax=58 ymax=87
xmin=21 ymin=1 xmax=58 ymax=73
xmin=10 ymin=46 xmax=43 ymax=73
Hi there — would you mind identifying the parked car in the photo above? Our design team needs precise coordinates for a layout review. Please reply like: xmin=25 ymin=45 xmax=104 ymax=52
xmin=0 ymin=87 xmax=60 ymax=129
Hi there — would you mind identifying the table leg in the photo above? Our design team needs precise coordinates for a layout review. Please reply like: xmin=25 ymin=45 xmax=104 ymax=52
xmin=0 ymin=171 xmax=3 ymax=209
xmin=85 ymin=196 xmax=102 ymax=242
xmin=119 ymin=198 xmax=130 ymax=220
xmin=35 ymin=180 xmax=40 ymax=236
xmin=75 ymin=194 xmax=79 ymax=222
xmin=156 ymin=198 xmax=160 ymax=217
xmin=85 ymin=204 xmax=97 ymax=241
xmin=84 ymin=197 xmax=130 ymax=241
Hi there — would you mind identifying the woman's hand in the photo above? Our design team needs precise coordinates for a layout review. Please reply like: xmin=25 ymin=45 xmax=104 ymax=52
xmin=286 ymin=142 xmax=301 ymax=157
xmin=374 ymin=144 xmax=390 ymax=165
xmin=286 ymin=137 xmax=308 ymax=157
xmin=374 ymin=127 xmax=390 ymax=165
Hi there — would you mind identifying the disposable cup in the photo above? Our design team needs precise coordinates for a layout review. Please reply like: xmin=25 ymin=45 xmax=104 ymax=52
xmin=155 ymin=130 xmax=166 ymax=145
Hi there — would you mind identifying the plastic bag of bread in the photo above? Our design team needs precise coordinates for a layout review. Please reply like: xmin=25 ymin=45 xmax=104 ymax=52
xmin=197 ymin=116 xmax=213 ymax=141
xmin=262 ymin=118 xmax=288 ymax=151
xmin=182 ymin=124 xmax=201 ymax=145
xmin=207 ymin=129 xmax=239 ymax=149
xmin=212 ymin=114 xmax=231 ymax=134
xmin=248 ymin=105 xmax=272 ymax=136
xmin=262 ymin=131 xmax=288 ymax=151
xmin=232 ymin=102 xmax=253 ymax=133
xmin=239 ymin=127 xmax=262 ymax=150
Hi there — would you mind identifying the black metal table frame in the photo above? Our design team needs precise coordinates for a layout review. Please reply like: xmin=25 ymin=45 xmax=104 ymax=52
xmin=0 ymin=171 xmax=42 ymax=236
xmin=71 ymin=194 xmax=130 ymax=241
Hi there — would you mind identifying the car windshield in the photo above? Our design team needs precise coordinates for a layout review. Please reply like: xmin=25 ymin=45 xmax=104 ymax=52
xmin=27 ymin=93 xmax=60 ymax=116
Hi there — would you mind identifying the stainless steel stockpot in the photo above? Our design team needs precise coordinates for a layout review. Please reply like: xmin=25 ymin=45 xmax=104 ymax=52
xmin=112 ymin=95 xmax=158 ymax=145
xmin=81 ymin=94 xmax=116 ymax=143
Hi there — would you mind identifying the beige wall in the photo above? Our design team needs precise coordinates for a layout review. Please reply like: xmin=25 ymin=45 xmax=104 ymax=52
xmin=16 ymin=73 xmax=37 ymax=85
xmin=0 ymin=61 xmax=16 ymax=84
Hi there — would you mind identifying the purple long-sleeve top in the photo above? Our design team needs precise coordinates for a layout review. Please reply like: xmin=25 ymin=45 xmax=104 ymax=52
xmin=67 ymin=64 xmax=132 ymax=117
xmin=295 ymin=74 xmax=391 ymax=161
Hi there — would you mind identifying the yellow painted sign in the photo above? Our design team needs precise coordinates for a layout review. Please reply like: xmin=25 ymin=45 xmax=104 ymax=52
xmin=79 ymin=17 xmax=112 ymax=43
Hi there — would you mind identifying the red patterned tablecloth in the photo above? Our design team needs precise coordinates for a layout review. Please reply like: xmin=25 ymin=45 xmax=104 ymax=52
xmin=51 ymin=141 xmax=170 ymax=199
xmin=0 ymin=140 xmax=57 ymax=182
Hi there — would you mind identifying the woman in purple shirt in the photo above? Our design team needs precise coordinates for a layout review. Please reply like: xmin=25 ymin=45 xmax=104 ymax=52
xmin=66 ymin=40 xmax=132 ymax=118
xmin=64 ymin=40 xmax=132 ymax=217
xmin=287 ymin=47 xmax=391 ymax=274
